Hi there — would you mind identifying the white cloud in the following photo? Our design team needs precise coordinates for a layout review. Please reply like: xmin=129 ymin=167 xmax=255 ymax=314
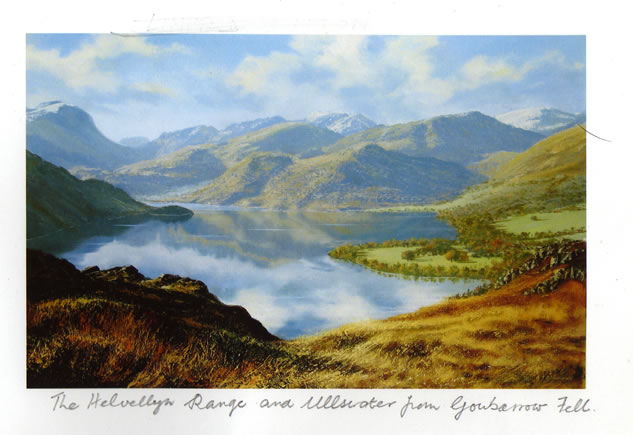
xmin=458 ymin=55 xmax=527 ymax=90
xmin=131 ymin=82 xmax=178 ymax=97
xmin=26 ymin=34 xmax=189 ymax=93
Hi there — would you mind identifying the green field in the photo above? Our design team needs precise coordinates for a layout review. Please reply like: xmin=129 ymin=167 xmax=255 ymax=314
xmin=495 ymin=209 xmax=585 ymax=238
xmin=364 ymin=246 xmax=500 ymax=269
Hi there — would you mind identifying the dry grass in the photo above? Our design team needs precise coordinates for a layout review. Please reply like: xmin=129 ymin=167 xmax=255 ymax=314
xmin=288 ymin=271 xmax=585 ymax=388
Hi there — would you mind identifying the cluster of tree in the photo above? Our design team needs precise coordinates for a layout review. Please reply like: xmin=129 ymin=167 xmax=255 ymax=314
xmin=354 ymin=257 xmax=492 ymax=280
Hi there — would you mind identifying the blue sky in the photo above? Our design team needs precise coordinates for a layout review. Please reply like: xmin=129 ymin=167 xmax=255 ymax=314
xmin=26 ymin=34 xmax=585 ymax=141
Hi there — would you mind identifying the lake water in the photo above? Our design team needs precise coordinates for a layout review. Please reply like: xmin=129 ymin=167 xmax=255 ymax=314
xmin=30 ymin=205 xmax=481 ymax=339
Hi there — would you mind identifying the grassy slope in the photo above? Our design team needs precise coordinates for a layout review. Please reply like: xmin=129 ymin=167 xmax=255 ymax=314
xmin=496 ymin=209 xmax=586 ymax=238
xmin=468 ymin=151 xmax=520 ymax=178
xmin=290 ymin=267 xmax=585 ymax=388
xmin=27 ymin=151 xmax=191 ymax=239
xmin=374 ymin=125 xmax=586 ymax=218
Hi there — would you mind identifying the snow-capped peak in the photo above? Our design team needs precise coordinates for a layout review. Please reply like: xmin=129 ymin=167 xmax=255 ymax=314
xmin=26 ymin=101 xmax=74 ymax=121
xmin=495 ymin=107 xmax=577 ymax=134
xmin=306 ymin=112 xmax=376 ymax=136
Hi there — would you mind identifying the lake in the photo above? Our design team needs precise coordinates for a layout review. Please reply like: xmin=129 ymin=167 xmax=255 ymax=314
xmin=29 ymin=205 xmax=482 ymax=339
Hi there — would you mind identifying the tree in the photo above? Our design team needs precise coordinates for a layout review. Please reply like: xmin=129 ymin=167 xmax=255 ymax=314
xmin=401 ymin=250 xmax=416 ymax=261
xmin=458 ymin=251 xmax=470 ymax=262
xmin=444 ymin=249 xmax=457 ymax=262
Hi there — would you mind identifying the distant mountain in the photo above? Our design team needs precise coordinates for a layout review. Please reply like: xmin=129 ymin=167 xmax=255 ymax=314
xmin=119 ymin=136 xmax=150 ymax=148
xmin=219 ymin=116 xmax=287 ymax=140
xmin=26 ymin=101 xmax=146 ymax=170
xmin=185 ymin=152 xmax=293 ymax=205
xmin=27 ymin=151 xmax=192 ymax=239
xmin=181 ymin=144 xmax=482 ymax=210
xmin=326 ymin=111 xmax=544 ymax=166
xmin=496 ymin=107 xmax=585 ymax=136
xmin=307 ymin=113 xmax=377 ymax=136
xmin=213 ymin=122 xmax=343 ymax=166
xmin=140 ymin=125 xmax=220 ymax=158
xmin=134 ymin=116 xmax=288 ymax=160
xmin=73 ymin=145 xmax=227 ymax=199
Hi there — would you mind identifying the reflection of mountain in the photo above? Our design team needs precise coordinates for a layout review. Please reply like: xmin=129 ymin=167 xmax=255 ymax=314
xmin=160 ymin=209 xmax=456 ymax=266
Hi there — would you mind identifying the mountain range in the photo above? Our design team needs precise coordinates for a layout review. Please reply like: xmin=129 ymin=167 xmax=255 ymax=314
xmin=325 ymin=111 xmax=544 ymax=166
xmin=28 ymin=100 xmax=579 ymax=210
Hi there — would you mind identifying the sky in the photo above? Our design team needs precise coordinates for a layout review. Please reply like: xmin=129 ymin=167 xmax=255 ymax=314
xmin=26 ymin=34 xmax=586 ymax=142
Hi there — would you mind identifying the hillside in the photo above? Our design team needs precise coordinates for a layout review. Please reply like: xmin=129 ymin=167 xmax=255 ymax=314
xmin=468 ymin=151 xmax=520 ymax=178
xmin=139 ymin=125 xmax=220 ymax=157
xmin=27 ymin=151 xmax=192 ymax=239
xmin=325 ymin=111 xmax=543 ymax=165
xmin=213 ymin=122 xmax=343 ymax=166
xmin=26 ymin=101 xmax=146 ymax=170
xmin=74 ymin=145 xmax=227 ymax=199
xmin=430 ymin=125 xmax=586 ymax=217
xmin=185 ymin=152 xmax=293 ymax=204
xmin=182 ymin=144 xmax=482 ymax=209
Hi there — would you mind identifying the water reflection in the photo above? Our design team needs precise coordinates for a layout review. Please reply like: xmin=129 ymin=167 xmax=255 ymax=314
xmin=46 ymin=206 xmax=478 ymax=338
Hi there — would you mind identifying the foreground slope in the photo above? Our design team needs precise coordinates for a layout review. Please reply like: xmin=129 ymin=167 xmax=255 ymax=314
xmin=27 ymin=249 xmax=285 ymax=388
xmin=27 ymin=151 xmax=192 ymax=239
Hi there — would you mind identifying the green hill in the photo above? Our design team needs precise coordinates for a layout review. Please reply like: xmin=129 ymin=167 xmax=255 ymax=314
xmin=73 ymin=145 xmax=227 ymax=199
xmin=185 ymin=152 xmax=293 ymax=204
xmin=326 ymin=111 xmax=543 ymax=165
xmin=181 ymin=144 xmax=482 ymax=210
xmin=432 ymin=125 xmax=586 ymax=216
xmin=214 ymin=122 xmax=343 ymax=166
xmin=468 ymin=151 xmax=520 ymax=178
xmin=27 ymin=151 xmax=192 ymax=239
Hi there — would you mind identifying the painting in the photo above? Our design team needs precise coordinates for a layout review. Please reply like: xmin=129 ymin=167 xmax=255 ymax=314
xmin=26 ymin=34 xmax=586 ymax=389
